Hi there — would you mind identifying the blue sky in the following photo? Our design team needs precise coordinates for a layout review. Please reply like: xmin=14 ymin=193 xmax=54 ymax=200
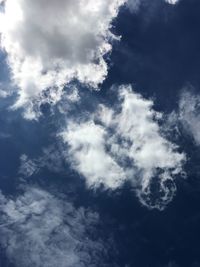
xmin=0 ymin=0 xmax=200 ymax=266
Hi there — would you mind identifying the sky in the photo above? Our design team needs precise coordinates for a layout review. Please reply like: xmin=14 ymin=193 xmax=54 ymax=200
xmin=0 ymin=0 xmax=200 ymax=266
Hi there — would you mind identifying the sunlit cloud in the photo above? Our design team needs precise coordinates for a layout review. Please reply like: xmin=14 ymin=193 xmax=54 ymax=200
xmin=0 ymin=0 xmax=125 ymax=119
xmin=61 ymin=85 xmax=186 ymax=210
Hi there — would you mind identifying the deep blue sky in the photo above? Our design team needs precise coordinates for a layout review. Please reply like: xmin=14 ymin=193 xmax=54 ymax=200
xmin=1 ymin=0 xmax=200 ymax=267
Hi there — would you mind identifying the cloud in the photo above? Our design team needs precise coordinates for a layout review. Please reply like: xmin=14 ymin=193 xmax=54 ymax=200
xmin=0 ymin=186 xmax=108 ymax=267
xmin=126 ymin=0 xmax=180 ymax=13
xmin=62 ymin=121 xmax=126 ymax=189
xmin=126 ymin=0 xmax=141 ymax=13
xmin=165 ymin=0 xmax=179 ymax=4
xmin=0 ymin=81 xmax=13 ymax=98
xmin=18 ymin=144 xmax=71 ymax=179
xmin=177 ymin=89 xmax=200 ymax=145
xmin=0 ymin=0 xmax=125 ymax=119
xmin=19 ymin=154 xmax=39 ymax=177
xmin=0 ymin=89 xmax=9 ymax=98
xmin=0 ymin=0 xmax=181 ymax=119
xmin=61 ymin=85 xmax=186 ymax=210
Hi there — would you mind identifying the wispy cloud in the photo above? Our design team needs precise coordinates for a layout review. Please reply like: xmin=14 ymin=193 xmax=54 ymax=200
xmin=19 ymin=154 xmax=39 ymax=177
xmin=0 ymin=186 xmax=108 ymax=267
xmin=18 ymin=143 xmax=70 ymax=180
xmin=170 ymin=88 xmax=200 ymax=146
xmin=0 ymin=82 xmax=13 ymax=98
xmin=127 ymin=0 xmax=180 ymax=13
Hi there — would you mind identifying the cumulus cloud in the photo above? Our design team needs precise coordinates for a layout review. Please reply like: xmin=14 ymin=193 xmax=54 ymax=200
xmin=62 ymin=121 xmax=126 ymax=189
xmin=0 ymin=0 xmax=182 ymax=118
xmin=0 ymin=0 xmax=125 ymax=119
xmin=61 ymin=85 xmax=185 ymax=210
xmin=0 ymin=186 xmax=107 ymax=267
xmin=177 ymin=90 xmax=200 ymax=145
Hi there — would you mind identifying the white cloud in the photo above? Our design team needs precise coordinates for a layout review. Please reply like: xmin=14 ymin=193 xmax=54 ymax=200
xmin=61 ymin=121 xmax=126 ymax=189
xmin=107 ymin=86 xmax=185 ymax=209
xmin=0 ymin=187 xmax=106 ymax=267
xmin=61 ymin=85 xmax=185 ymax=210
xmin=126 ymin=0 xmax=180 ymax=13
xmin=0 ymin=0 xmax=181 ymax=119
xmin=178 ymin=90 xmax=200 ymax=145
xmin=165 ymin=0 xmax=179 ymax=4
xmin=0 ymin=0 xmax=125 ymax=119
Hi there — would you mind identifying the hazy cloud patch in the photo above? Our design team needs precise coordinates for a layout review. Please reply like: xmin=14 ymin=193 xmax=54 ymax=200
xmin=0 ymin=186 xmax=108 ymax=267
xmin=127 ymin=0 xmax=180 ymax=13
xmin=167 ymin=89 xmax=200 ymax=147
